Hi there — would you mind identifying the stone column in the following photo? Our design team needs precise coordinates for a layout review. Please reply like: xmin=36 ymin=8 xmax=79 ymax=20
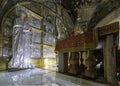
xmin=79 ymin=52 xmax=86 ymax=75
xmin=104 ymin=35 xmax=118 ymax=85
xmin=58 ymin=52 xmax=68 ymax=73
xmin=82 ymin=51 xmax=87 ymax=66
xmin=84 ymin=51 xmax=97 ymax=78
xmin=69 ymin=52 xmax=79 ymax=75
xmin=64 ymin=53 xmax=69 ymax=73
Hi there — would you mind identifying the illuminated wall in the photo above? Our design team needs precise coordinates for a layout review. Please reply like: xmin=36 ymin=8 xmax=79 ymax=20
xmin=0 ymin=1 xmax=74 ymax=70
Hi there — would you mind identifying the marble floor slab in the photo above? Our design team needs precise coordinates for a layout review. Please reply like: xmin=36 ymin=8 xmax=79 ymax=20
xmin=0 ymin=68 xmax=109 ymax=86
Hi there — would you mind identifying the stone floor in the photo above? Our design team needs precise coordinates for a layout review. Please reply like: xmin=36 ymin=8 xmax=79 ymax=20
xmin=0 ymin=68 xmax=110 ymax=86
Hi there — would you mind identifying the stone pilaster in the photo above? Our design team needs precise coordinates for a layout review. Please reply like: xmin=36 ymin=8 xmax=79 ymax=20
xmin=58 ymin=52 xmax=68 ymax=73
xmin=104 ymin=35 xmax=118 ymax=85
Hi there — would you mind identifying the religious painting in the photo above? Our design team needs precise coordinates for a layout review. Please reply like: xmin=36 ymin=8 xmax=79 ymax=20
xmin=28 ymin=16 xmax=41 ymax=29
xmin=43 ymin=33 xmax=55 ymax=46
xmin=43 ymin=45 xmax=56 ymax=58
xmin=31 ymin=45 xmax=41 ymax=58
xmin=8 ymin=9 xmax=35 ymax=69
xmin=56 ymin=18 xmax=66 ymax=39
xmin=14 ymin=6 xmax=41 ymax=28
xmin=44 ymin=9 xmax=55 ymax=34
xmin=33 ymin=31 xmax=41 ymax=43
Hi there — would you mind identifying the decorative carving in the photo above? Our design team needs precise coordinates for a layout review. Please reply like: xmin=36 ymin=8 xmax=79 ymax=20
xmin=84 ymin=51 xmax=97 ymax=78
xmin=69 ymin=52 xmax=79 ymax=75
xmin=8 ymin=10 xmax=35 ymax=69
xmin=79 ymin=52 xmax=86 ymax=75
xmin=56 ymin=18 xmax=66 ymax=39
xmin=55 ymin=31 xmax=96 ymax=51
xmin=98 ymin=22 xmax=119 ymax=36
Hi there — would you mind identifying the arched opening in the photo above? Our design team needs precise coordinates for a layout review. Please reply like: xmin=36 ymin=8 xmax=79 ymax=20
xmin=0 ymin=1 xmax=74 ymax=71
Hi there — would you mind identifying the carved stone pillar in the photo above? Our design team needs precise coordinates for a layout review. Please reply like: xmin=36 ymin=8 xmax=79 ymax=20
xmin=104 ymin=35 xmax=118 ymax=85
xmin=82 ymin=51 xmax=87 ymax=66
xmin=79 ymin=52 xmax=86 ymax=75
xmin=84 ymin=51 xmax=97 ymax=78
xmin=69 ymin=52 xmax=79 ymax=75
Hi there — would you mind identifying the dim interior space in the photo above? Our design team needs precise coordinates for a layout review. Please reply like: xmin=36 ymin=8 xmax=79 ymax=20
xmin=0 ymin=0 xmax=120 ymax=86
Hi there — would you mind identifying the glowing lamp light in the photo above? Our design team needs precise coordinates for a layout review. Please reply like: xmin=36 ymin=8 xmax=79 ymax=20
xmin=118 ymin=47 xmax=120 ymax=51
xmin=44 ymin=59 xmax=49 ymax=69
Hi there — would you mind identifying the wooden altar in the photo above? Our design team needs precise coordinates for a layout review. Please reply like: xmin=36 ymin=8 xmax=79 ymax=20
xmin=55 ymin=30 xmax=98 ymax=76
xmin=55 ymin=30 xmax=98 ymax=52
xmin=55 ymin=21 xmax=120 ymax=84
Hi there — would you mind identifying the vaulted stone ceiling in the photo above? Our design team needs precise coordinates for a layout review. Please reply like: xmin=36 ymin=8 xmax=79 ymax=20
xmin=0 ymin=0 xmax=120 ymax=29
xmin=61 ymin=0 xmax=120 ymax=29
xmin=88 ymin=0 xmax=120 ymax=29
